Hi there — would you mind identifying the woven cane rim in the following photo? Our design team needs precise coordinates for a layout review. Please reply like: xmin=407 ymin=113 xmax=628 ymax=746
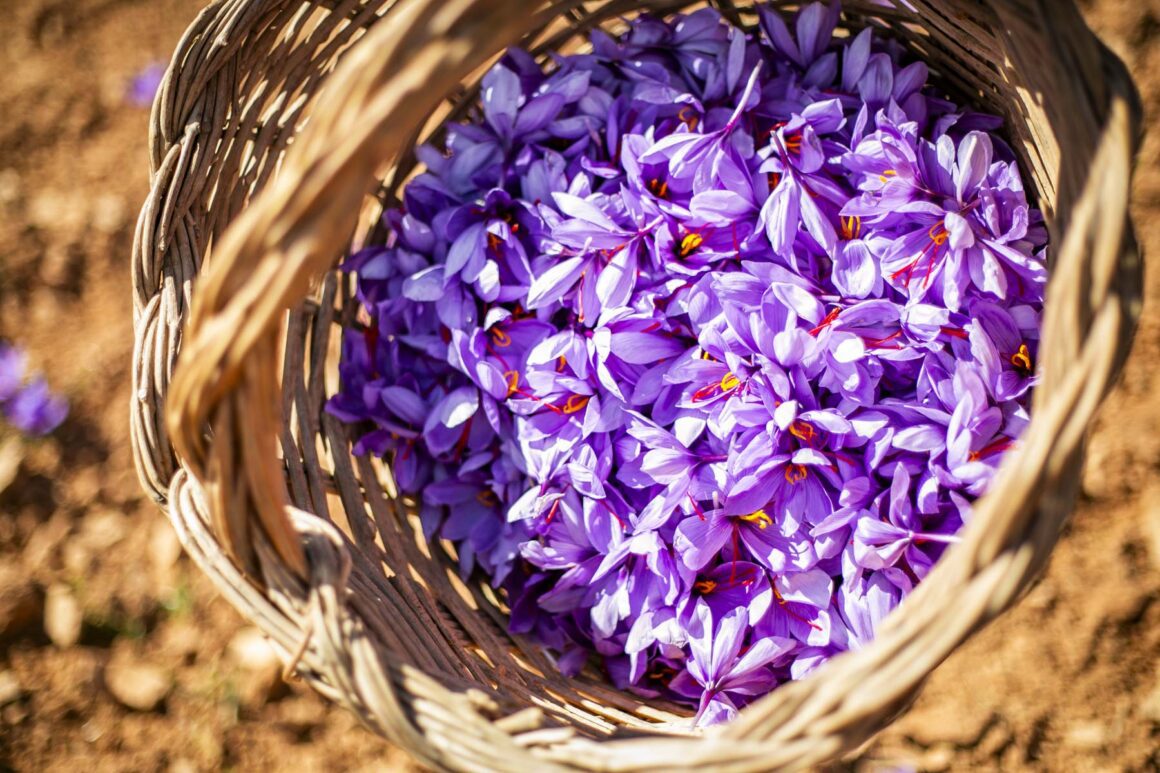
xmin=130 ymin=1 xmax=1143 ymax=770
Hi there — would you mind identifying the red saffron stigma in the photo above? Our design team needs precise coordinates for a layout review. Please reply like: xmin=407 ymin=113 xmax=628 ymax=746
xmin=809 ymin=307 xmax=842 ymax=336
xmin=968 ymin=437 xmax=1014 ymax=462
xmin=687 ymin=494 xmax=707 ymax=521
xmin=863 ymin=329 xmax=904 ymax=349
xmin=940 ymin=326 xmax=969 ymax=340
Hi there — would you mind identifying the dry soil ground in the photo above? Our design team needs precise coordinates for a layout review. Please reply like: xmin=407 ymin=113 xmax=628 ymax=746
xmin=0 ymin=0 xmax=1157 ymax=771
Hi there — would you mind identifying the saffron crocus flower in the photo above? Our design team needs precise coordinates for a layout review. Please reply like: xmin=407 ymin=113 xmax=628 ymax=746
xmin=674 ymin=602 xmax=794 ymax=726
xmin=967 ymin=299 xmax=1039 ymax=401
xmin=325 ymin=1 xmax=1047 ymax=725
xmin=853 ymin=464 xmax=960 ymax=581
xmin=527 ymin=191 xmax=660 ymax=323
xmin=755 ymin=569 xmax=836 ymax=646
xmin=681 ymin=561 xmax=774 ymax=627
xmin=871 ymin=131 xmax=1046 ymax=309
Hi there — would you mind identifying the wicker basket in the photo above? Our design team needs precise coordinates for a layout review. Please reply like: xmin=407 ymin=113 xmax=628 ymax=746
xmin=130 ymin=1 xmax=1143 ymax=769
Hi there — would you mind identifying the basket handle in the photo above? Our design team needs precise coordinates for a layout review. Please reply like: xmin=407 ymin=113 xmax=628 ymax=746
xmin=166 ymin=0 xmax=547 ymax=577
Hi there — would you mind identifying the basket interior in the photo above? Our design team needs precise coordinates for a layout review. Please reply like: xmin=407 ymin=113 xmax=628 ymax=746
xmin=210 ymin=0 xmax=1070 ymax=738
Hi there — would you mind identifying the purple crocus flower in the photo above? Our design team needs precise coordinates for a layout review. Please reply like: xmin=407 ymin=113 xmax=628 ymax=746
xmin=4 ymin=378 xmax=67 ymax=435
xmin=673 ymin=602 xmax=793 ymax=725
xmin=967 ymin=299 xmax=1039 ymax=401
xmin=0 ymin=343 xmax=68 ymax=436
xmin=127 ymin=62 xmax=166 ymax=107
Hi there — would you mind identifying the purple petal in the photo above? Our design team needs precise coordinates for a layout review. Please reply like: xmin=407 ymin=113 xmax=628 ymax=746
xmin=526 ymin=256 xmax=586 ymax=309
xmin=833 ymin=240 xmax=878 ymax=298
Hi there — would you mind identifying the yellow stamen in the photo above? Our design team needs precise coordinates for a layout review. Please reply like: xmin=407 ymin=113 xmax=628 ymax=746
xmin=556 ymin=355 xmax=567 ymax=373
xmin=503 ymin=370 xmax=520 ymax=397
xmin=1009 ymin=343 xmax=1033 ymax=375
xmin=561 ymin=394 xmax=590 ymax=414
xmin=840 ymin=215 xmax=862 ymax=240
xmin=878 ymin=169 xmax=898 ymax=183
xmin=719 ymin=372 xmax=740 ymax=392
xmin=789 ymin=420 xmax=816 ymax=444
xmin=694 ymin=579 xmax=718 ymax=594
xmin=698 ymin=349 xmax=715 ymax=361
xmin=739 ymin=509 xmax=772 ymax=529
xmin=647 ymin=177 xmax=669 ymax=199
xmin=679 ymin=232 xmax=704 ymax=258
xmin=928 ymin=222 xmax=949 ymax=246
xmin=678 ymin=105 xmax=700 ymax=131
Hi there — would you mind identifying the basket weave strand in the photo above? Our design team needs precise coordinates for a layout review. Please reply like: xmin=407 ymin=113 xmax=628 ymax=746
xmin=130 ymin=1 xmax=1143 ymax=770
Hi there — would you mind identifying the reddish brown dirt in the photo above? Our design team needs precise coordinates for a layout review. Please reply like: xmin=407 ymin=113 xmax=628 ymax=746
xmin=0 ymin=1 xmax=1156 ymax=771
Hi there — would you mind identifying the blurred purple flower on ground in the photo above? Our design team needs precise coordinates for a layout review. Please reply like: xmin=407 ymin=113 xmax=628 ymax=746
xmin=127 ymin=62 xmax=166 ymax=108
xmin=0 ymin=343 xmax=68 ymax=436
xmin=4 ymin=378 xmax=68 ymax=436
xmin=326 ymin=0 xmax=1047 ymax=726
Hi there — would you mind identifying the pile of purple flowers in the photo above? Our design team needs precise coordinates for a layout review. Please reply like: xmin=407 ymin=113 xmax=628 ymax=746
xmin=0 ymin=342 xmax=68 ymax=436
xmin=328 ymin=1 xmax=1046 ymax=725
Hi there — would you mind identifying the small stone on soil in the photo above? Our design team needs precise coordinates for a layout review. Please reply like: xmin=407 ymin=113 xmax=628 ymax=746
xmin=0 ymin=436 xmax=22 ymax=495
xmin=229 ymin=627 xmax=287 ymax=709
xmin=104 ymin=662 xmax=172 ymax=712
xmin=228 ymin=627 xmax=280 ymax=672
xmin=1065 ymin=720 xmax=1108 ymax=751
xmin=43 ymin=583 xmax=82 ymax=648
xmin=79 ymin=509 xmax=128 ymax=551
xmin=0 ymin=671 xmax=22 ymax=706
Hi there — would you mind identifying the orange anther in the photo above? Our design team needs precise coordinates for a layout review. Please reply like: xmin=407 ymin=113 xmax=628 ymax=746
xmin=928 ymin=222 xmax=949 ymax=245
xmin=503 ymin=370 xmax=520 ymax=397
xmin=694 ymin=579 xmax=718 ymax=594
xmin=677 ymin=105 xmax=700 ymax=130
xmin=738 ymin=509 xmax=771 ymax=529
xmin=679 ymin=232 xmax=704 ymax=258
xmin=561 ymin=394 xmax=590 ymax=414
xmin=784 ymin=464 xmax=808 ymax=484
xmin=789 ymin=420 xmax=816 ymax=444
xmin=840 ymin=215 xmax=862 ymax=240
xmin=1009 ymin=343 xmax=1033 ymax=376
